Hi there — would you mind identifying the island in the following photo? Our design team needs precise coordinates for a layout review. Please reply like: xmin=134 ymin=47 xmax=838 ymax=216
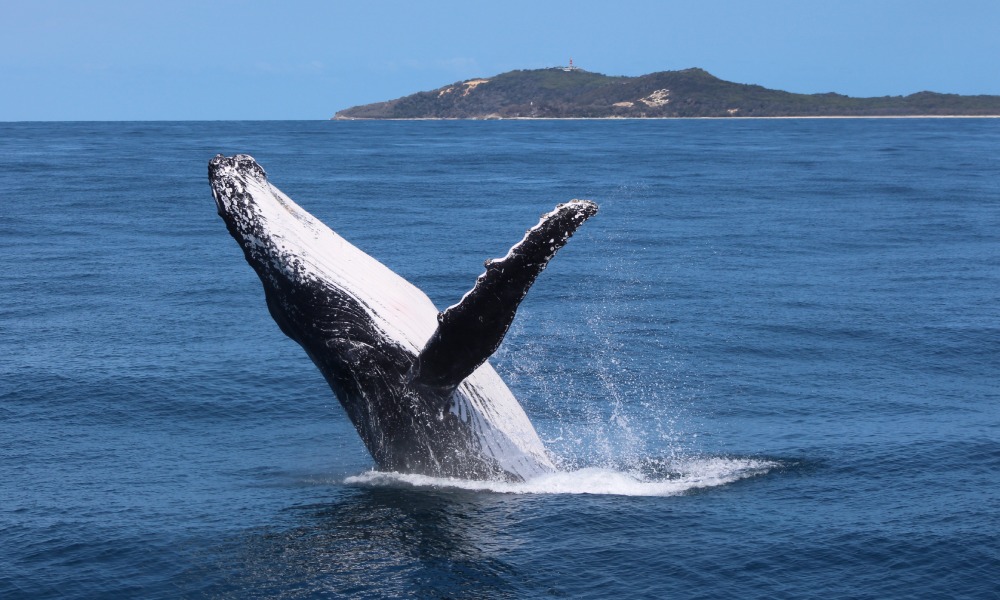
xmin=333 ymin=67 xmax=1000 ymax=120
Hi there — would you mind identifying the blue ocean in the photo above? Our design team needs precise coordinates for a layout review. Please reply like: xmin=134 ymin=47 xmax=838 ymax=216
xmin=2 ymin=119 xmax=998 ymax=599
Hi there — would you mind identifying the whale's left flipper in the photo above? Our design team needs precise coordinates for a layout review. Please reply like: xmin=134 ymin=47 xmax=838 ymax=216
xmin=413 ymin=200 xmax=598 ymax=390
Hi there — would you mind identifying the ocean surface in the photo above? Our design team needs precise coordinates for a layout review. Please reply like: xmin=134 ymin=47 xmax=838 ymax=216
xmin=1 ymin=119 xmax=998 ymax=599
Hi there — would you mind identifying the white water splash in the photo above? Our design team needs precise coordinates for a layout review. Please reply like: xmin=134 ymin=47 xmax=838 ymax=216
xmin=344 ymin=456 xmax=778 ymax=497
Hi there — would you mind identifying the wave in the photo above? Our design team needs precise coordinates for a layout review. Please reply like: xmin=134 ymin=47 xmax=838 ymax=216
xmin=344 ymin=455 xmax=779 ymax=497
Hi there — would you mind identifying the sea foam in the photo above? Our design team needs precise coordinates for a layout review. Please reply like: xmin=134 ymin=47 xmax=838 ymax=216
xmin=344 ymin=455 xmax=778 ymax=497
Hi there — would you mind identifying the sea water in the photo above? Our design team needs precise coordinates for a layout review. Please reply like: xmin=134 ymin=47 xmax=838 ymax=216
xmin=1 ymin=119 xmax=997 ymax=598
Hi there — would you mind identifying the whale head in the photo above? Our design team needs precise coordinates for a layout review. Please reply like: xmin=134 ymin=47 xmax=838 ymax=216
xmin=208 ymin=154 xmax=313 ymax=289
xmin=207 ymin=153 xmax=440 ymax=357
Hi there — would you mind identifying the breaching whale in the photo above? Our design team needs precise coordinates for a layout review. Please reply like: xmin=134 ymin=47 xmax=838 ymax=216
xmin=209 ymin=154 xmax=597 ymax=481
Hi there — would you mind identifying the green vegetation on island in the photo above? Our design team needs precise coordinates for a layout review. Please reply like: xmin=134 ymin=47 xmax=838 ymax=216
xmin=333 ymin=67 xmax=1000 ymax=119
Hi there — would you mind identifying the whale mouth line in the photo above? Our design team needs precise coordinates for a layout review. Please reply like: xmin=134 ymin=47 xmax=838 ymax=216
xmin=341 ymin=456 xmax=782 ymax=497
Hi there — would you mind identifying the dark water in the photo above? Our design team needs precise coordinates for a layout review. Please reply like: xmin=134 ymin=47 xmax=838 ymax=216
xmin=2 ymin=119 xmax=998 ymax=599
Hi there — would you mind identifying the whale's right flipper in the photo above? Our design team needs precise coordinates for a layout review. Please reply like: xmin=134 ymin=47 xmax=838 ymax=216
xmin=412 ymin=200 xmax=598 ymax=390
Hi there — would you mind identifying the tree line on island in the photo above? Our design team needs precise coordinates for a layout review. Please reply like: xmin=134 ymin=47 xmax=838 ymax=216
xmin=334 ymin=67 xmax=1000 ymax=119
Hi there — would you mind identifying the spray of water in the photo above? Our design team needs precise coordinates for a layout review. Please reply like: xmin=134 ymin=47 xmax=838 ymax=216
xmin=344 ymin=184 xmax=780 ymax=496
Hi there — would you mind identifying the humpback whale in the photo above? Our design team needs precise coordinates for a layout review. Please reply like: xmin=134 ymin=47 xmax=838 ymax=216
xmin=209 ymin=154 xmax=597 ymax=481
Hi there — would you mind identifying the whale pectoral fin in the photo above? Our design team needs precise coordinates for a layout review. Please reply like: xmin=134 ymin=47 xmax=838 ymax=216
xmin=412 ymin=199 xmax=598 ymax=389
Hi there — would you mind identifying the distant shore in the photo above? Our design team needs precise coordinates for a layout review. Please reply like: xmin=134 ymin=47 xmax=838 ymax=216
xmin=334 ymin=67 xmax=1000 ymax=120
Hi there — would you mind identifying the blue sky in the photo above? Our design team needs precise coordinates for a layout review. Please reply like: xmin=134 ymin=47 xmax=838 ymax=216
xmin=3 ymin=0 xmax=999 ymax=120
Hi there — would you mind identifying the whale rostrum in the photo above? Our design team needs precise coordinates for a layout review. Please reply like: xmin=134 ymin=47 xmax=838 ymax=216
xmin=209 ymin=154 xmax=598 ymax=481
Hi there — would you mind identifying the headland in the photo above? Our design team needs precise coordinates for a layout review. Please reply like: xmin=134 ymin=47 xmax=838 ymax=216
xmin=333 ymin=66 xmax=1000 ymax=120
